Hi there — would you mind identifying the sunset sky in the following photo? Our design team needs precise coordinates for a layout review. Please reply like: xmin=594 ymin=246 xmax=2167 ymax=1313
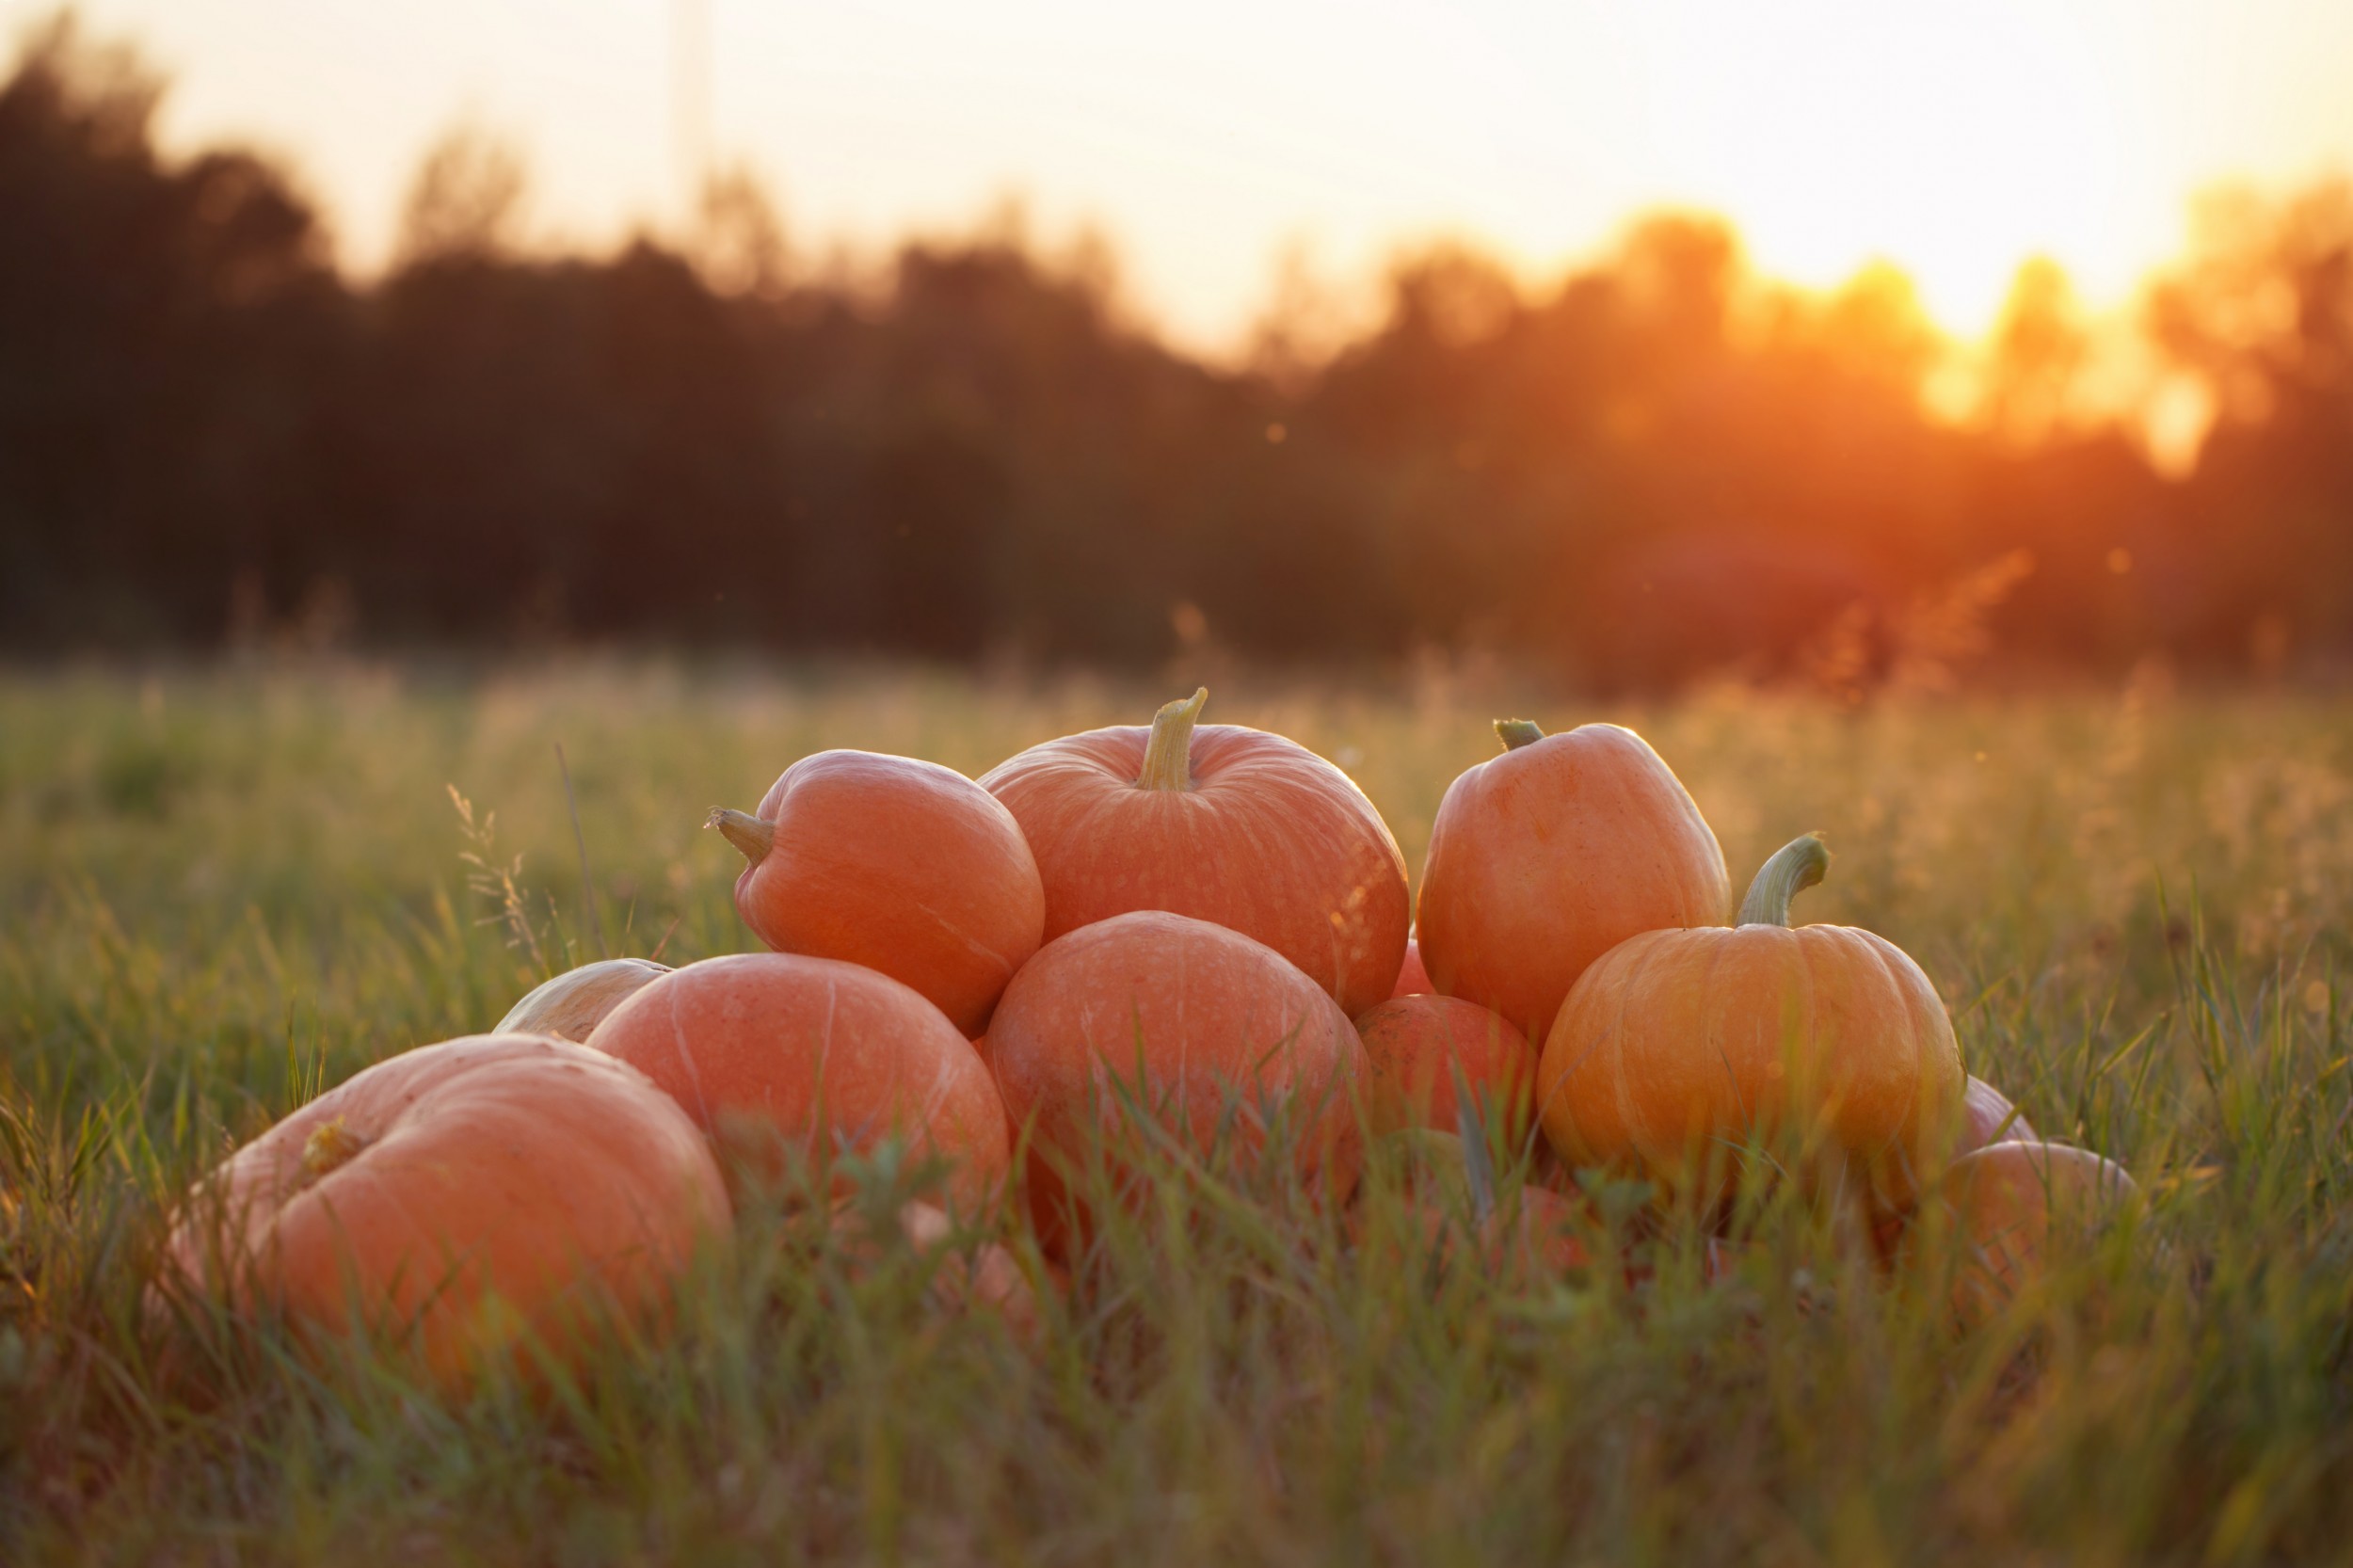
xmin=15 ymin=0 xmax=2353 ymax=351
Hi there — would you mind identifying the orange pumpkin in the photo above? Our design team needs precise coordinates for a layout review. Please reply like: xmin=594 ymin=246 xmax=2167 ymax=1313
xmin=495 ymin=957 xmax=671 ymax=1042
xmin=1417 ymin=720 xmax=1729 ymax=1038
xmin=1352 ymin=994 xmax=1536 ymax=1142
xmin=1927 ymin=1140 xmax=2140 ymax=1330
xmin=1389 ymin=937 xmax=1433 ymax=999
xmin=1537 ymin=834 xmax=1962 ymax=1204
xmin=711 ymin=750 xmax=1045 ymax=1037
xmin=161 ymin=1034 xmax=728 ymax=1388
xmin=585 ymin=953 xmax=1010 ymax=1216
xmin=986 ymin=910 xmax=1366 ymax=1254
xmin=980 ymin=689 xmax=1410 ymax=1017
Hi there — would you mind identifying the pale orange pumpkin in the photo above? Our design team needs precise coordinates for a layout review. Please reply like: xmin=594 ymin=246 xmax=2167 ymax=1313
xmin=979 ymin=689 xmax=1410 ymax=1017
xmin=585 ymin=953 xmax=1011 ymax=1216
xmin=1417 ymin=720 xmax=1729 ymax=1038
xmin=985 ymin=910 xmax=1366 ymax=1254
xmin=495 ymin=957 xmax=671 ymax=1042
xmin=711 ymin=750 xmax=1045 ymax=1037
xmin=1537 ymin=834 xmax=1963 ymax=1203
xmin=1927 ymin=1140 xmax=2141 ymax=1330
xmin=161 ymin=1034 xmax=728 ymax=1388
xmin=1352 ymin=994 xmax=1536 ymax=1142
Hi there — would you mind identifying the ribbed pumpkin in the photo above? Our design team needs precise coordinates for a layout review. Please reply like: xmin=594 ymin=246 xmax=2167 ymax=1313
xmin=585 ymin=953 xmax=1010 ymax=1216
xmin=1537 ymin=834 xmax=1962 ymax=1203
xmin=1389 ymin=937 xmax=1433 ymax=999
xmin=979 ymin=689 xmax=1409 ymax=1018
xmin=986 ymin=910 xmax=1366 ymax=1253
xmin=1927 ymin=1140 xmax=2140 ymax=1330
xmin=495 ymin=957 xmax=671 ymax=1042
xmin=710 ymin=750 xmax=1045 ymax=1037
xmin=161 ymin=1034 xmax=728 ymax=1388
xmin=1417 ymin=720 xmax=1729 ymax=1038
xmin=1352 ymin=994 xmax=1536 ymax=1142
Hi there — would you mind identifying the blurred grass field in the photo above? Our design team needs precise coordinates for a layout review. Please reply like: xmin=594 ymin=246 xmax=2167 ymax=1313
xmin=3 ymin=658 xmax=2351 ymax=1563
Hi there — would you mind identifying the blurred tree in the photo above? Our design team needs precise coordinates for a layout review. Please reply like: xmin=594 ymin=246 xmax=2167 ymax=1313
xmin=394 ymin=124 xmax=528 ymax=267
xmin=1985 ymin=256 xmax=2089 ymax=443
xmin=694 ymin=162 xmax=789 ymax=299
xmin=0 ymin=11 xmax=346 ymax=645
xmin=3 ymin=16 xmax=2346 ymax=683
xmin=2148 ymin=180 xmax=2353 ymax=659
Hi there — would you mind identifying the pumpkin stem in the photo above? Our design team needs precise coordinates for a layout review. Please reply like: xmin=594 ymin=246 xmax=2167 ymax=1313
xmin=707 ymin=808 xmax=776 ymax=866
xmin=1136 ymin=688 xmax=1209 ymax=792
xmin=300 ymin=1116 xmax=369 ymax=1179
xmin=1737 ymin=834 xmax=1831 ymax=927
xmin=1495 ymin=719 xmax=1545 ymax=751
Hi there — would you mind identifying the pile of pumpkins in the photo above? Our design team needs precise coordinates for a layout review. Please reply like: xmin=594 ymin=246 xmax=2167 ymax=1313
xmin=160 ymin=691 xmax=2140 ymax=1385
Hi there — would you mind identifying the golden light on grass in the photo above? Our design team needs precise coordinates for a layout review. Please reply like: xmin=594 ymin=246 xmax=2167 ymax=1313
xmin=8 ymin=664 xmax=2353 ymax=1557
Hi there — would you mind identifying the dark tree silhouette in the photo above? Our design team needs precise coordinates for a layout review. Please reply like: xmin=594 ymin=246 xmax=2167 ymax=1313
xmin=2 ymin=19 xmax=2347 ymax=684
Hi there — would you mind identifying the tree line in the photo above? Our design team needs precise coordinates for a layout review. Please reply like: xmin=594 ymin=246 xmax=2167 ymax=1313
xmin=4 ymin=17 xmax=2349 ymax=686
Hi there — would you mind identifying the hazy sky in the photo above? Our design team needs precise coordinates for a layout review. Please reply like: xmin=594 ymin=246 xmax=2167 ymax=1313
xmin=15 ymin=0 xmax=2353 ymax=351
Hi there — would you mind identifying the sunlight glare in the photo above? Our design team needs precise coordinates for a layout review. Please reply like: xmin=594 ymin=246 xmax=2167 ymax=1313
xmin=1631 ymin=0 xmax=2164 ymax=336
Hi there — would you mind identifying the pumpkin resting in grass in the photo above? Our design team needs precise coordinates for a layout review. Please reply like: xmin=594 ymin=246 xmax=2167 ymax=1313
xmin=495 ymin=957 xmax=671 ymax=1042
xmin=979 ymin=689 xmax=1410 ymax=1018
xmin=1352 ymin=994 xmax=1536 ymax=1143
xmin=985 ymin=910 xmax=1367 ymax=1255
xmin=1927 ymin=1140 xmax=2141 ymax=1331
xmin=711 ymin=750 xmax=1045 ymax=1037
xmin=1417 ymin=720 xmax=1729 ymax=1039
xmin=161 ymin=1034 xmax=728 ymax=1389
xmin=585 ymin=953 xmax=1011 ymax=1216
xmin=1538 ymin=834 xmax=1962 ymax=1204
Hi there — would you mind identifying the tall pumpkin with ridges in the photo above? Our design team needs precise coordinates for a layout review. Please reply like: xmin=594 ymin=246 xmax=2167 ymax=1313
xmin=710 ymin=749 xmax=1045 ymax=1037
xmin=979 ymin=689 xmax=1410 ymax=1017
xmin=1537 ymin=834 xmax=1963 ymax=1203
xmin=1417 ymin=720 xmax=1729 ymax=1039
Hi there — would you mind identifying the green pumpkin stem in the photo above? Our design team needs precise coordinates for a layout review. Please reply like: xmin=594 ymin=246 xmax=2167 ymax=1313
xmin=1737 ymin=833 xmax=1830 ymax=927
xmin=1137 ymin=688 xmax=1209 ymax=792
xmin=1494 ymin=719 xmax=1545 ymax=751
xmin=707 ymin=808 xmax=776 ymax=866
xmin=301 ymin=1116 xmax=368 ymax=1179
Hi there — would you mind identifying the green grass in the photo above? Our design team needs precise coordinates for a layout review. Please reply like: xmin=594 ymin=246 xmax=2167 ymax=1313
xmin=3 ymin=657 xmax=2350 ymax=1564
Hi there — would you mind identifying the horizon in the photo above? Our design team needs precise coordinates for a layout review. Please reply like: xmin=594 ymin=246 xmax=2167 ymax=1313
xmin=14 ymin=0 xmax=2353 ymax=358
